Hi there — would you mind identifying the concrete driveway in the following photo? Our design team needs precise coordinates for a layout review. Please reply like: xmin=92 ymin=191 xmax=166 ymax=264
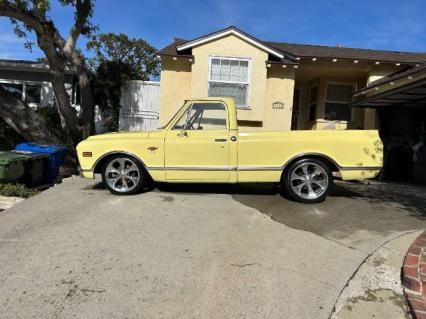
xmin=0 ymin=177 xmax=424 ymax=319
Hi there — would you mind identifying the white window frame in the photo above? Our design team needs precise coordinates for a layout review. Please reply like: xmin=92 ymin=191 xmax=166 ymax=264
xmin=207 ymin=56 xmax=252 ymax=109
xmin=324 ymin=81 xmax=356 ymax=123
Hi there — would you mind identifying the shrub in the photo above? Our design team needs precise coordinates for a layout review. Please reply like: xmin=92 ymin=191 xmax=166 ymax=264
xmin=0 ymin=183 xmax=39 ymax=198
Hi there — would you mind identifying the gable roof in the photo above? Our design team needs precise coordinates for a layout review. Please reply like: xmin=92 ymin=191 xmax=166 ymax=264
xmin=158 ymin=26 xmax=426 ymax=66
xmin=175 ymin=26 xmax=290 ymax=60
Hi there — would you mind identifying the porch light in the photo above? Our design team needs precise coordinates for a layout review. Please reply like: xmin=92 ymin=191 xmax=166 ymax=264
xmin=408 ymin=76 xmax=413 ymax=79
xmin=282 ymin=65 xmax=287 ymax=68
xmin=396 ymin=63 xmax=401 ymax=66
xmin=293 ymin=65 xmax=299 ymax=69
xmin=353 ymin=60 xmax=359 ymax=64
xmin=374 ymin=87 xmax=380 ymax=91
xmin=267 ymin=64 xmax=271 ymax=68
xmin=189 ymin=58 xmax=193 ymax=62
xmin=173 ymin=57 xmax=178 ymax=61
xmin=312 ymin=58 xmax=317 ymax=61
xmin=416 ymin=64 xmax=420 ymax=67
xmin=390 ymin=82 xmax=395 ymax=85
xmin=375 ymin=61 xmax=380 ymax=65
xmin=332 ymin=58 xmax=337 ymax=62
xmin=156 ymin=55 xmax=161 ymax=59
xmin=296 ymin=57 xmax=301 ymax=60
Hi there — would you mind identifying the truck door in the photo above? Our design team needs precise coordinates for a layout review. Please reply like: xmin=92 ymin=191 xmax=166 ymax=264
xmin=164 ymin=101 xmax=230 ymax=181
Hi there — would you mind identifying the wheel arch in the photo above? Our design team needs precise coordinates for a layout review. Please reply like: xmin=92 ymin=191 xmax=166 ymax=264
xmin=281 ymin=153 xmax=341 ymax=180
xmin=93 ymin=151 xmax=149 ymax=175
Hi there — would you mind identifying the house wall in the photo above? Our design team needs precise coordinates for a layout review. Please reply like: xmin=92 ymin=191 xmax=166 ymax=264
xmin=263 ymin=65 xmax=295 ymax=131
xmin=367 ymin=65 xmax=398 ymax=84
xmin=159 ymin=56 xmax=192 ymax=126
xmin=159 ymin=34 xmax=295 ymax=131
xmin=190 ymin=34 xmax=269 ymax=125
xmin=159 ymin=37 xmax=400 ymax=132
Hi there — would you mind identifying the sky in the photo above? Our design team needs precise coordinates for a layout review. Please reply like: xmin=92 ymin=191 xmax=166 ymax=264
xmin=1 ymin=0 xmax=426 ymax=61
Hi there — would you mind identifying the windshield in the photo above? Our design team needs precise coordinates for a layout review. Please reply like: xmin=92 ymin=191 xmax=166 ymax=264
xmin=157 ymin=102 xmax=187 ymax=129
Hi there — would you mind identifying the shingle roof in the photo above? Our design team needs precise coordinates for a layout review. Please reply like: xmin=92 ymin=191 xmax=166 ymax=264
xmin=157 ymin=38 xmax=193 ymax=57
xmin=265 ymin=42 xmax=426 ymax=64
xmin=158 ymin=26 xmax=426 ymax=65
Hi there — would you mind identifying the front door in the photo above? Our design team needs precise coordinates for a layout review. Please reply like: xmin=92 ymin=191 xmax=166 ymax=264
xmin=165 ymin=101 xmax=230 ymax=181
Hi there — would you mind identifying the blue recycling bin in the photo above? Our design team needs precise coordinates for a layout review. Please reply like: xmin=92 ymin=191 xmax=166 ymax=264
xmin=15 ymin=143 xmax=68 ymax=184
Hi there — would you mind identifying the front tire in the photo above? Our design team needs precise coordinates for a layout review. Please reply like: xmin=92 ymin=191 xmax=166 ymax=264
xmin=101 ymin=155 xmax=149 ymax=195
xmin=282 ymin=158 xmax=333 ymax=203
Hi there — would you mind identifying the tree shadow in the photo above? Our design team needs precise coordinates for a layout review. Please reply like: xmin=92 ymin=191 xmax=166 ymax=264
xmin=329 ymin=181 xmax=426 ymax=218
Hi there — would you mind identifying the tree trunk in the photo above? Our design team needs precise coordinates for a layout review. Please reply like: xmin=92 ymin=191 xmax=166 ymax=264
xmin=71 ymin=54 xmax=94 ymax=138
xmin=0 ymin=86 xmax=61 ymax=144
xmin=50 ymin=71 xmax=82 ymax=144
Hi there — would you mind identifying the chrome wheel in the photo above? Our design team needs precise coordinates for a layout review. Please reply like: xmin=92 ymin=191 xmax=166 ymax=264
xmin=289 ymin=161 xmax=328 ymax=200
xmin=105 ymin=157 xmax=141 ymax=193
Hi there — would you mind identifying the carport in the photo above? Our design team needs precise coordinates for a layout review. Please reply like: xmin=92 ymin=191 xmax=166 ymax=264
xmin=352 ymin=64 xmax=426 ymax=183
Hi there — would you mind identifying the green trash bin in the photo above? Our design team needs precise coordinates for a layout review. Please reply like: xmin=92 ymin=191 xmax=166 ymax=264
xmin=0 ymin=151 xmax=27 ymax=184
xmin=11 ymin=150 xmax=48 ymax=187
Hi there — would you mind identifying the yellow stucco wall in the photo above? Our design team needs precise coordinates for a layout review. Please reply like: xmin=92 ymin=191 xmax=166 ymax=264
xmin=190 ymin=34 xmax=269 ymax=123
xmin=263 ymin=66 xmax=295 ymax=131
xmin=159 ymin=56 xmax=192 ymax=126
xmin=159 ymin=34 xmax=295 ymax=131
xmin=159 ymin=35 xmax=395 ymax=131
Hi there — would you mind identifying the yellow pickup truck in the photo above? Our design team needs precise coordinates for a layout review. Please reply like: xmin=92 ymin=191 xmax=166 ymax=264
xmin=77 ymin=98 xmax=383 ymax=203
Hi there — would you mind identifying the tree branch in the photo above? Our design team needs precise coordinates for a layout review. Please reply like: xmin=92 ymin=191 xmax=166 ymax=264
xmin=63 ymin=0 xmax=93 ymax=54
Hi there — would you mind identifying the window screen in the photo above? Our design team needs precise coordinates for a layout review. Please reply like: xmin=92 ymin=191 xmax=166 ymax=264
xmin=208 ymin=57 xmax=249 ymax=107
xmin=325 ymin=83 xmax=353 ymax=121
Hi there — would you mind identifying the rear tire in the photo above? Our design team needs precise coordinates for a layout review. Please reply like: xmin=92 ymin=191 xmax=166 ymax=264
xmin=282 ymin=158 xmax=333 ymax=203
xmin=101 ymin=155 xmax=150 ymax=195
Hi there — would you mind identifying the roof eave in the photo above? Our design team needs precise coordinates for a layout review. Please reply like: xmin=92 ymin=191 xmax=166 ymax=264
xmin=175 ymin=27 xmax=288 ymax=60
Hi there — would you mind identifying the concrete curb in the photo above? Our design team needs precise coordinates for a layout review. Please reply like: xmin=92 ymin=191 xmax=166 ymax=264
xmin=402 ymin=230 xmax=426 ymax=319
xmin=0 ymin=195 xmax=25 ymax=210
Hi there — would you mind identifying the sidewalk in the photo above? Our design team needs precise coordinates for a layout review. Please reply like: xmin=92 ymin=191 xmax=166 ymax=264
xmin=332 ymin=231 xmax=422 ymax=319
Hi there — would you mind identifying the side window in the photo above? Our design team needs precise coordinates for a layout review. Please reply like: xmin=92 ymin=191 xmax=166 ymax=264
xmin=173 ymin=103 xmax=227 ymax=130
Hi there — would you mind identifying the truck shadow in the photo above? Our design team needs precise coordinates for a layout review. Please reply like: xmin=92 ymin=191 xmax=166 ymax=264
xmin=90 ymin=179 xmax=425 ymax=238
xmin=155 ymin=182 xmax=279 ymax=196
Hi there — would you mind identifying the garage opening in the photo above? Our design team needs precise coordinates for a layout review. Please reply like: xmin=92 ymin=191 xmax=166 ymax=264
xmin=352 ymin=66 xmax=426 ymax=184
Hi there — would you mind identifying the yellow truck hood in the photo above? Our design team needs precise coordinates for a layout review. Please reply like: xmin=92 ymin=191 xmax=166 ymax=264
xmin=85 ymin=131 xmax=152 ymax=141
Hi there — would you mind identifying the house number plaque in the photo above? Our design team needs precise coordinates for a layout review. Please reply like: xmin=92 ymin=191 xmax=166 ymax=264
xmin=272 ymin=101 xmax=284 ymax=109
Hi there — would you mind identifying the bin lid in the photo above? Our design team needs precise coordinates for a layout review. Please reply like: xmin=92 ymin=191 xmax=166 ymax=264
xmin=11 ymin=150 xmax=49 ymax=159
xmin=0 ymin=151 xmax=28 ymax=165
xmin=15 ymin=143 xmax=68 ymax=154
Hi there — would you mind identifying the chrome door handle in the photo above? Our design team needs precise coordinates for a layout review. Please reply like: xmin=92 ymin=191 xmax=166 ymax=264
xmin=214 ymin=138 xmax=228 ymax=143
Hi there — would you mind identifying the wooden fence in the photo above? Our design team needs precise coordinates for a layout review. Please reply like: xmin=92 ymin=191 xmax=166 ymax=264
xmin=119 ymin=81 xmax=160 ymax=131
